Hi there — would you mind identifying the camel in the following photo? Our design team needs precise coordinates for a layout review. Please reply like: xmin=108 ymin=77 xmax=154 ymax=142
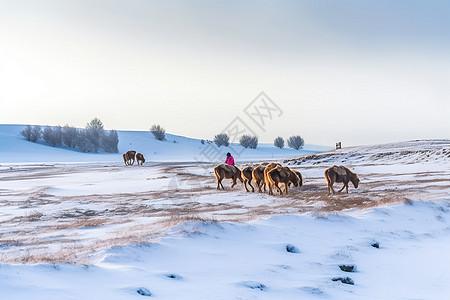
xmin=267 ymin=166 xmax=300 ymax=195
xmin=241 ymin=166 xmax=255 ymax=192
xmin=252 ymin=162 xmax=269 ymax=192
xmin=214 ymin=163 xmax=243 ymax=190
xmin=123 ymin=150 xmax=136 ymax=166
xmin=291 ymin=169 xmax=303 ymax=187
xmin=264 ymin=162 xmax=282 ymax=194
xmin=325 ymin=165 xmax=360 ymax=194
xmin=136 ymin=153 xmax=145 ymax=165
xmin=122 ymin=153 xmax=129 ymax=166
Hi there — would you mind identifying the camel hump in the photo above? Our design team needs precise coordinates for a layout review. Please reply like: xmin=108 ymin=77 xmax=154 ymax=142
xmin=222 ymin=164 xmax=237 ymax=173
xmin=332 ymin=165 xmax=347 ymax=176
xmin=276 ymin=166 xmax=289 ymax=178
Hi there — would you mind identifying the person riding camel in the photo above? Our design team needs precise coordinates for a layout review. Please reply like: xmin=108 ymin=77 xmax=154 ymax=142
xmin=225 ymin=152 xmax=235 ymax=166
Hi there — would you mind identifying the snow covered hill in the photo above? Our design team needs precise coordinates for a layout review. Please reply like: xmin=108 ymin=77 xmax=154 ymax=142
xmin=285 ymin=139 xmax=450 ymax=166
xmin=0 ymin=124 xmax=329 ymax=163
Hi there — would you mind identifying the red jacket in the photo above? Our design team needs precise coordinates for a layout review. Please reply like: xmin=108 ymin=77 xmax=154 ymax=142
xmin=225 ymin=155 xmax=235 ymax=165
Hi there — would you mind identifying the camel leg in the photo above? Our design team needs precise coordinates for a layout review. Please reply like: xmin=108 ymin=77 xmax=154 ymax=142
xmin=268 ymin=182 xmax=273 ymax=195
xmin=218 ymin=178 xmax=225 ymax=190
xmin=244 ymin=181 xmax=249 ymax=192
xmin=248 ymin=180 xmax=255 ymax=192
xmin=257 ymin=180 xmax=262 ymax=193
xmin=329 ymin=184 xmax=335 ymax=195
xmin=274 ymin=182 xmax=283 ymax=195
xmin=284 ymin=182 xmax=289 ymax=195
xmin=231 ymin=178 xmax=236 ymax=189
xmin=337 ymin=184 xmax=346 ymax=193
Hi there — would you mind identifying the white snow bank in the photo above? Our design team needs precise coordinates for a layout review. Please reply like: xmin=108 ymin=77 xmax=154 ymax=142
xmin=1 ymin=201 xmax=450 ymax=299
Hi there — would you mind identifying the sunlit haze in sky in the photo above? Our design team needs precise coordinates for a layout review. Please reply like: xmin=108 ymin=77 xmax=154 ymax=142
xmin=1 ymin=0 xmax=449 ymax=146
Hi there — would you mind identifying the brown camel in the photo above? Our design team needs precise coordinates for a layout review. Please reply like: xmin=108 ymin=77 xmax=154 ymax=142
xmin=136 ymin=153 xmax=145 ymax=165
xmin=122 ymin=153 xmax=130 ymax=166
xmin=214 ymin=164 xmax=243 ymax=190
xmin=264 ymin=162 xmax=282 ymax=194
xmin=325 ymin=165 xmax=360 ymax=194
xmin=124 ymin=150 xmax=136 ymax=165
xmin=291 ymin=169 xmax=303 ymax=187
xmin=252 ymin=162 xmax=269 ymax=192
xmin=267 ymin=166 xmax=300 ymax=195
xmin=241 ymin=166 xmax=255 ymax=192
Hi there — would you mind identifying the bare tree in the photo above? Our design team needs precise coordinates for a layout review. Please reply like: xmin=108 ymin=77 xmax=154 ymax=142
xmin=214 ymin=133 xmax=230 ymax=147
xmin=76 ymin=129 xmax=96 ymax=152
xmin=30 ymin=126 xmax=42 ymax=143
xmin=240 ymin=135 xmax=258 ymax=149
xmin=21 ymin=125 xmax=33 ymax=142
xmin=102 ymin=130 xmax=119 ymax=153
xmin=287 ymin=135 xmax=304 ymax=150
xmin=62 ymin=125 xmax=78 ymax=148
xmin=150 ymin=124 xmax=165 ymax=141
xmin=274 ymin=136 xmax=284 ymax=149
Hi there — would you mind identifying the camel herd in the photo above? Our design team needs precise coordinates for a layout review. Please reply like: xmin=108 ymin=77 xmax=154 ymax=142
xmin=120 ymin=150 xmax=359 ymax=195
xmin=214 ymin=163 xmax=360 ymax=195
xmin=122 ymin=150 xmax=145 ymax=166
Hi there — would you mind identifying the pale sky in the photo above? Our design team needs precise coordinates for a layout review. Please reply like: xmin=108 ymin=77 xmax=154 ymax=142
xmin=1 ymin=0 xmax=449 ymax=146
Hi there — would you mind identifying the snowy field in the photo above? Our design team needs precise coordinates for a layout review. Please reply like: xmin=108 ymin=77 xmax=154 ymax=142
xmin=1 ymin=125 xmax=450 ymax=299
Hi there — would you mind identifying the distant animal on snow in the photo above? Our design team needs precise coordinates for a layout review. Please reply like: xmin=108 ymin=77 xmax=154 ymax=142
xmin=267 ymin=166 xmax=300 ymax=195
xmin=264 ymin=162 xmax=282 ymax=194
xmin=123 ymin=150 xmax=136 ymax=166
xmin=241 ymin=166 xmax=255 ymax=192
xmin=325 ymin=165 xmax=360 ymax=194
xmin=136 ymin=153 xmax=145 ymax=165
xmin=252 ymin=162 xmax=269 ymax=193
xmin=214 ymin=163 xmax=243 ymax=190
xmin=122 ymin=153 xmax=129 ymax=165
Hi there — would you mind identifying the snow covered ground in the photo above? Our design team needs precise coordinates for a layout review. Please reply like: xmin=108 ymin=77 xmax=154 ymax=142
xmin=1 ymin=125 xmax=450 ymax=299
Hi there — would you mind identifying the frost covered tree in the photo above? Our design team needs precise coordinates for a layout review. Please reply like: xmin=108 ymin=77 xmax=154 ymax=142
xmin=150 ymin=124 xmax=165 ymax=141
xmin=85 ymin=118 xmax=105 ymax=152
xmin=102 ymin=130 xmax=119 ymax=153
xmin=214 ymin=133 xmax=229 ymax=147
xmin=21 ymin=125 xmax=33 ymax=142
xmin=274 ymin=136 xmax=284 ymax=149
xmin=42 ymin=126 xmax=62 ymax=147
xmin=54 ymin=125 xmax=62 ymax=146
xmin=62 ymin=125 xmax=78 ymax=148
xmin=31 ymin=125 xmax=42 ymax=143
xmin=21 ymin=125 xmax=41 ymax=142
xmin=42 ymin=126 xmax=55 ymax=146
xmin=287 ymin=135 xmax=305 ymax=150
xmin=42 ymin=126 xmax=53 ymax=144
xmin=20 ymin=118 xmax=119 ymax=153
xmin=76 ymin=129 xmax=96 ymax=152
xmin=239 ymin=135 xmax=258 ymax=149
